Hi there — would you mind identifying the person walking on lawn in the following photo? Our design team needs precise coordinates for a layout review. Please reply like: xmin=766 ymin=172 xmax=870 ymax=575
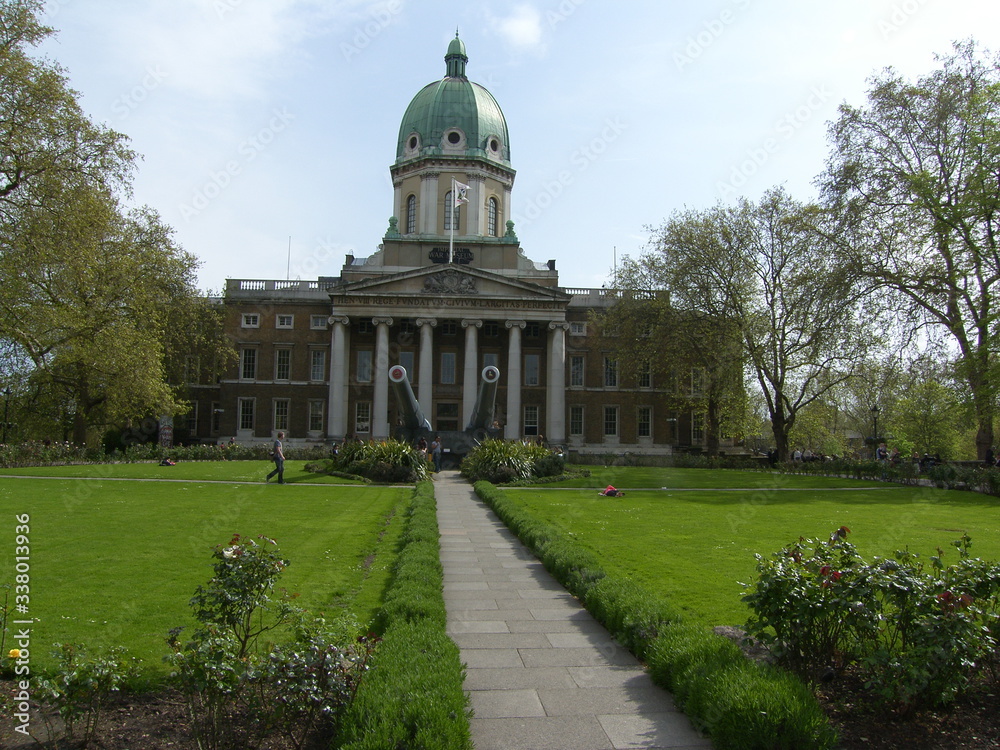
xmin=266 ymin=431 xmax=286 ymax=484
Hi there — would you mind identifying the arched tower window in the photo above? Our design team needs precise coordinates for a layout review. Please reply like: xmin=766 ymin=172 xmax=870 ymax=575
xmin=444 ymin=191 xmax=460 ymax=231
xmin=488 ymin=197 xmax=498 ymax=236
xmin=406 ymin=195 xmax=416 ymax=234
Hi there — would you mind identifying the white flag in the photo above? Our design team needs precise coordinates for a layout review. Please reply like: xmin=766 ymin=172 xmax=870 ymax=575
xmin=454 ymin=181 xmax=470 ymax=207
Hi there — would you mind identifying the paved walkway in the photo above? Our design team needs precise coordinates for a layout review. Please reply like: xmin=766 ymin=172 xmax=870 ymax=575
xmin=435 ymin=471 xmax=712 ymax=750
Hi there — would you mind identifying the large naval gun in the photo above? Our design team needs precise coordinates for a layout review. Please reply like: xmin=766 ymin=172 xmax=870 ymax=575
xmin=389 ymin=364 xmax=502 ymax=467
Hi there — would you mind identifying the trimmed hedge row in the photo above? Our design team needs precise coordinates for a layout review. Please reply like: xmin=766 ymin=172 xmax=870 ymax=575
xmin=338 ymin=482 xmax=472 ymax=750
xmin=473 ymin=481 xmax=837 ymax=750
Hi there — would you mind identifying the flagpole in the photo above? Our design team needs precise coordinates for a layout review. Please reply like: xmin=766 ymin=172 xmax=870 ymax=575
xmin=449 ymin=177 xmax=455 ymax=264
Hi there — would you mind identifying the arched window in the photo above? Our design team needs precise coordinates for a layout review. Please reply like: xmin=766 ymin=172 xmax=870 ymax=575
xmin=444 ymin=191 xmax=460 ymax=231
xmin=488 ymin=197 xmax=498 ymax=236
xmin=406 ymin=195 xmax=416 ymax=234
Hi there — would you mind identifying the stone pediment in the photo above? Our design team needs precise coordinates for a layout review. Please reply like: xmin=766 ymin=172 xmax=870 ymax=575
xmin=334 ymin=265 xmax=570 ymax=301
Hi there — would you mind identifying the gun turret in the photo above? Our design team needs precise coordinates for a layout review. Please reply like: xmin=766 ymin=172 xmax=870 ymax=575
xmin=467 ymin=365 xmax=500 ymax=431
xmin=389 ymin=365 xmax=431 ymax=432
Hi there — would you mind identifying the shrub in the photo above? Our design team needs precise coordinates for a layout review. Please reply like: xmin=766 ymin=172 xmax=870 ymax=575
xmin=743 ymin=529 xmax=1000 ymax=710
xmin=313 ymin=439 xmax=428 ymax=483
xmin=460 ymin=439 xmax=563 ymax=483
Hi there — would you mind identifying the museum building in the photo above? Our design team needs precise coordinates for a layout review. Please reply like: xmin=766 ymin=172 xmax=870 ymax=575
xmin=187 ymin=35 xmax=727 ymax=456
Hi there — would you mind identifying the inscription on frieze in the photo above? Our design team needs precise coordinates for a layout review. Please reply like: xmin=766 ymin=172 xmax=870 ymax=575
xmin=429 ymin=247 xmax=473 ymax=264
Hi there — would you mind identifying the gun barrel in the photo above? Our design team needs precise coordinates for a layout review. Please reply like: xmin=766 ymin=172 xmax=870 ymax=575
xmin=389 ymin=365 xmax=431 ymax=432
xmin=467 ymin=366 xmax=500 ymax=431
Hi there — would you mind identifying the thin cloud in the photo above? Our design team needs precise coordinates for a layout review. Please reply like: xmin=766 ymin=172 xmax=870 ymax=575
xmin=491 ymin=4 xmax=546 ymax=54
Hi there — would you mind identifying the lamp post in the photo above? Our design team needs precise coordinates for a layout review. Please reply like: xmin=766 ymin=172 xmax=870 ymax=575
xmin=870 ymin=404 xmax=880 ymax=455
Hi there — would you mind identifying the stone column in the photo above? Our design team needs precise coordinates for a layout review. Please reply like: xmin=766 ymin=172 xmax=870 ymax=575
xmin=462 ymin=319 xmax=482 ymax=426
xmin=372 ymin=317 xmax=393 ymax=439
xmin=415 ymin=318 xmax=436 ymax=418
xmin=420 ymin=172 xmax=440 ymax=235
xmin=505 ymin=320 xmax=526 ymax=440
xmin=467 ymin=175 xmax=485 ymax=236
xmin=327 ymin=316 xmax=350 ymax=440
xmin=547 ymin=322 xmax=569 ymax=443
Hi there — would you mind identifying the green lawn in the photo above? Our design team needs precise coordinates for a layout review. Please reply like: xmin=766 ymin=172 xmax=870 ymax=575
xmin=0 ymin=459 xmax=364 ymax=484
xmin=505 ymin=467 xmax=1000 ymax=629
xmin=0 ymin=464 xmax=410 ymax=679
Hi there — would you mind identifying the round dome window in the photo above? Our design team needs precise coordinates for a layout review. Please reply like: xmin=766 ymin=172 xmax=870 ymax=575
xmin=447 ymin=131 xmax=462 ymax=145
xmin=409 ymin=136 xmax=418 ymax=150
xmin=489 ymin=138 xmax=499 ymax=152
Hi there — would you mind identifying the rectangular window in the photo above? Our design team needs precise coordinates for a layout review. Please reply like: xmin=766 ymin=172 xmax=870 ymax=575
xmin=273 ymin=399 xmax=289 ymax=431
xmin=185 ymin=402 xmax=198 ymax=435
xmin=569 ymin=405 xmax=584 ymax=436
xmin=357 ymin=350 xmax=373 ymax=383
xmin=524 ymin=322 xmax=541 ymax=338
xmin=241 ymin=313 xmax=259 ymax=328
xmin=310 ymin=350 xmax=325 ymax=382
xmin=638 ymin=361 xmax=652 ymax=389
xmin=441 ymin=321 xmax=458 ymax=336
xmin=691 ymin=367 xmax=706 ymax=396
xmin=241 ymin=348 xmax=257 ymax=380
xmin=483 ymin=352 xmax=498 ymax=369
xmin=308 ymin=400 xmax=324 ymax=432
xmin=238 ymin=398 xmax=255 ymax=431
xmin=357 ymin=320 xmax=374 ymax=335
xmin=183 ymin=355 xmax=199 ymax=384
xmin=436 ymin=402 xmax=459 ymax=431
xmin=483 ymin=321 xmax=500 ymax=337
xmin=355 ymin=402 xmax=371 ymax=434
xmin=570 ymin=355 xmax=585 ymax=387
xmin=275 ymin=349 xmax=291 ymax=381
xmin=400 ymin=351 xmax=415 ymax=383
xmin=637 ymin=406 xmax=652 ymax=438
xmin=524 ymin=353 xmax=540 ymax=386
xmin=440 ymin=352 xmax=456 ymax=384
xmin=692 ymin=411 xmax=705 ymax=443
xmin=276 ymin=314 xmax=294 ymax=329
xmin=569 ymin=321 xmax=586 ymax=336
xmin=211 ymin=401 xmax=222 ymax=433
xmin=603 ymin=406 xmax=619 ymax=437
xmin=604 ymin=357 xmax=618 ymax=388
xmin=310 ymin=315 xmax=328 ymax=330
xmin=523 ymin=405 xmax=539 ymax=436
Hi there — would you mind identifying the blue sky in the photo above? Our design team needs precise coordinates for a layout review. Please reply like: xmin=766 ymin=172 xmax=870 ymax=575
xmin=36 ymin=0 xmax=1000 ymax=292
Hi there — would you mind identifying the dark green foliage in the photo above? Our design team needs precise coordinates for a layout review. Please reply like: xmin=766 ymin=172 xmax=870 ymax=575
xmin=338 ymin=481 xmax=472 ymax=750
xmin=460 ymin=439 xmax=563 ymax=483
xmin=743 ymin=529 xmax=1000 ymax=710
xmin=312 ymin=439 xmax=429 ymax=483
xmin=473 ymin=480 xmax=835 ymax=748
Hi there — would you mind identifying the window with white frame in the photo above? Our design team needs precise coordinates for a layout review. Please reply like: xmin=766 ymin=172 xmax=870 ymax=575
xmin=440 ymin=352 xmax=456 ymax=384
xmin=308 ymin=400 xmax=324 ymax=432
xmin=569 ymin=405 xmax=584 ymax=436
xmin=444 ymin=191 xmax=460 ymax=231
xmin=185 ymin=402 xmax=198 ymax=434
xmin=637 ymin=406 xmax=652 ymax=438
xmin=238 ymin=398 xmax=255 ymax=431
xmin=569 ymin=321 xmax=586 ymax=336
xmin=310 ymin=315 xmax=328 ymax=330
xmin=692 ymin=411 xmax=705 ymax=443
xmin=488 ymin=197 xmax=498 ymax=236
xmin=691 ymin=367 xmax=706 ymax=396
xmin=273 ymin=399 xmax=289 ymax=431
xmin=524 ymin=353 xmax=540 ymax=386
xmin=276 ymin=314 xmax=294 ymax=329
xmin=355 ymin=402 xmax=371 ymax=434
xmin=211 ymin=401 xmax=222 ymax=433
xmin=604 ymin=357 xmax=618 ymax=388
xmin=275 ymin=349 xmax=291 ymax=381
xmin=310 ymin=349 xmax=325 ymax=382
xmin=483 ymin=352 xmax=498 ymax=369
xmin=406 ymin=195 xmax=417 ymax=234
xmin=357 ymin=320 xmax=374 ymax=335
xmin=241 ymin=348 xmax=257 ymax=380
xmin=523 ymin=405 xmax=539 ymax=436
xmin=639 ymin=360 xmax=652 ymax=389
xmin=357 ymin=350 xmax=373 ymax=383
xmin=570 ymin=355 xmax=585 ymax=387
xmin=603 ymin=405 xmax=619 ymax=437
xmin=242 ymin=313 xmax=259 ymax=328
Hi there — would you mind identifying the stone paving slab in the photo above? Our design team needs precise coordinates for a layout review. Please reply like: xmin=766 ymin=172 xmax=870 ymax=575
xmin=434 ymin=472 xmax=712 ymax=750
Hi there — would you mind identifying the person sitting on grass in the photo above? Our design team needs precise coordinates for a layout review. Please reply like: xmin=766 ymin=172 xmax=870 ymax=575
xmin=599 ymin=485 xmax=623 ymax=497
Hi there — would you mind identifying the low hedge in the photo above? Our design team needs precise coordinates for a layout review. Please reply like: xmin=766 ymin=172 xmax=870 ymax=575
xmin=473 ymin=480 xmax=837 ymax=750
xmin=338 ymin=481 xmax=472 ymax=750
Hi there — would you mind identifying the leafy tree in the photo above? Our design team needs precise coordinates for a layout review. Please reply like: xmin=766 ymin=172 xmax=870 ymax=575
xmin=639 ymin=187 xmax=875 ymax=460
xmin=0 ymin=1 xmax=230 ymax=443
xmin=823 ymin=40 xmax=1000 ymax=460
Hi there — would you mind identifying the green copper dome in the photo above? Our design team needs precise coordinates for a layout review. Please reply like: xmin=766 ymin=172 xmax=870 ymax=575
xmin=395 ymin=34 xmax=511 ymax=166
